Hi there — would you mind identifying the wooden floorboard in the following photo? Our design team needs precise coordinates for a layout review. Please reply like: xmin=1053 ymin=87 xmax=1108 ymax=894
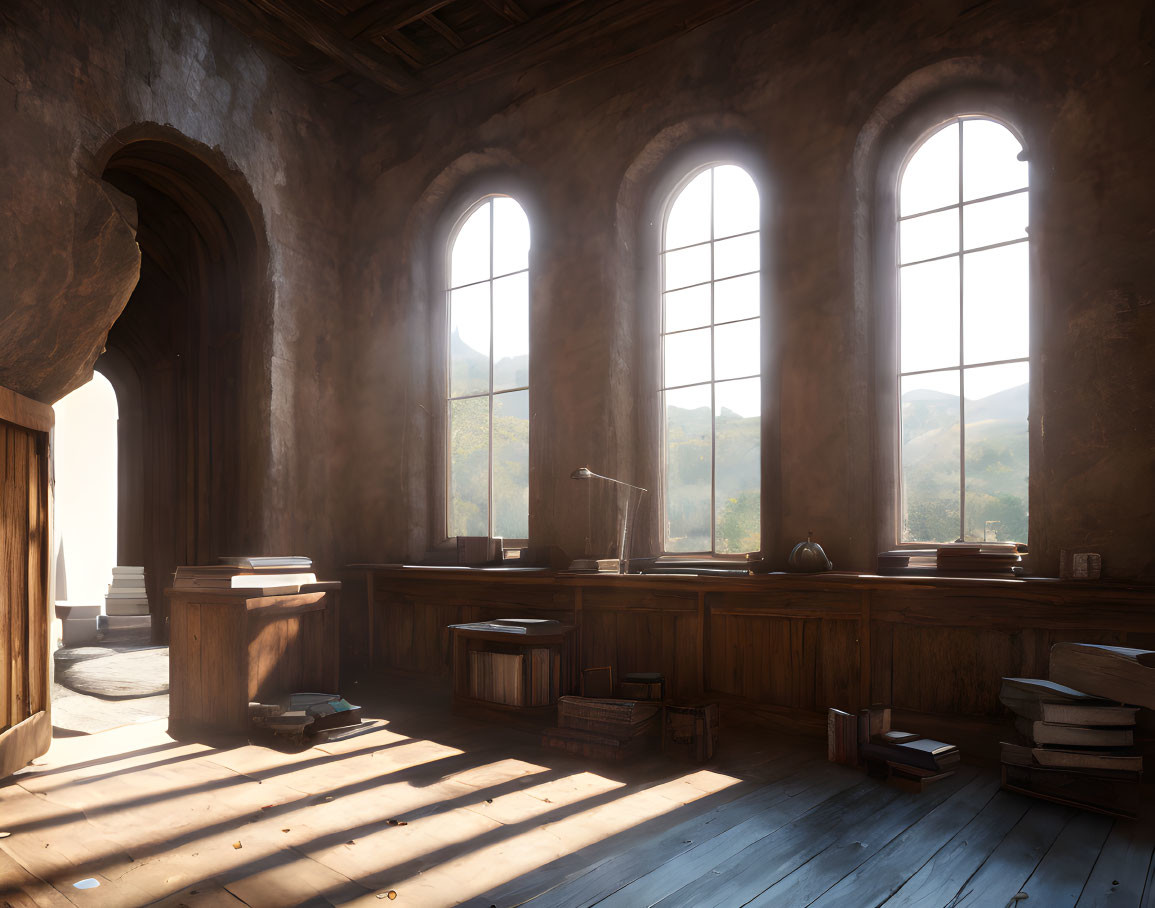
xmin=0 ymin=675 xmax=1151 ymax=907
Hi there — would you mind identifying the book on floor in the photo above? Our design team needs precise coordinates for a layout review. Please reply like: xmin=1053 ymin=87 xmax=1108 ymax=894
xmin=999 ymin=677 xmax=1136 ymax=725
xmin=1049 ymin=643 xmax=1155 ymax=711
xmin=1000 ymin=741 xmax=1142 ymax=776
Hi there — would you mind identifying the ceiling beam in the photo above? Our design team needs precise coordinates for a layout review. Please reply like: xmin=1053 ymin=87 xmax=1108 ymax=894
xmin=343 ymin=0 xmax=457 ymax=40
xmin=422 ymin=11 xmax=465 ymax=50
xmin=479 ymin=0 xmax=528 ymax=24
xmin=248 ymin=0 xmax=418 ymax=93
xmin=415 ymin=0 xmax=759 ymax=96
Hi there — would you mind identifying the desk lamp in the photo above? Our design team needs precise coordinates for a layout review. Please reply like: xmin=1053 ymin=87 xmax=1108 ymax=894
xmin=570 ymin=466 xmax=647 ymax=574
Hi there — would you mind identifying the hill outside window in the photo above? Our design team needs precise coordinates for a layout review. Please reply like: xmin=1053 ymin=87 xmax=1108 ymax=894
xmin=446 ymin=196 xmax=530 ymax=540
xmin=660 ymin=164 xmax=761 ymax=555
xmin=897 ymin=116 xmax=1029 ymax=544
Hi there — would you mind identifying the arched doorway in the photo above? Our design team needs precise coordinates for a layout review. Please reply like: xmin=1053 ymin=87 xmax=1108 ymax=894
xmin=94 ymin=126 xmax=272 ymax=641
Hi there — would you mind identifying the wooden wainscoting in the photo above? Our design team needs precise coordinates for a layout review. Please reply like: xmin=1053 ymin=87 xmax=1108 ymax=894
xmin=355 ymin=566 xmax=1155 ymax=753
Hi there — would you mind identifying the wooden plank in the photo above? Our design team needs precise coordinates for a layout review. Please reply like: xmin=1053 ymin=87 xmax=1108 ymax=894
xmin=1076 ymin=819 xmax=1155 ymax=906
xmin=1016 ymin=810 xmax=1114 ymax=907
xmin=248 ymin=0 xmax=418 ymax=93
xmin=810 ymin=773 xmax=1000 ymax=908
xmin=0 ymin=386 xmax=53 ymax=434
xmin=951 ymin=801 xmax=1075 ymax=906
xmin=485 ymin=750 xmax=828 ymax=908
xmin=745 ymin=769 xmax=979 ymax=908
xmin=594 ymin=766 xmax=868 ymax=908
xmin=342 ymin=0 xmax=456 ymax=38
xmin=647 ymin=779 xmax=906 ymax=907
xmin=880 ymin=791 xmax=1032 ymax=907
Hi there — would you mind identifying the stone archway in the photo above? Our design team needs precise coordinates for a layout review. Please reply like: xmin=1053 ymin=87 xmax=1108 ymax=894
xmin=92 ymin=126 xmax=273 ymax=641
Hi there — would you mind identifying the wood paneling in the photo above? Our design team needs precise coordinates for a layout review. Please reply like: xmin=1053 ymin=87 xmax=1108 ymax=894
xmin=358 ymin=566 xmax=1155 ymax=751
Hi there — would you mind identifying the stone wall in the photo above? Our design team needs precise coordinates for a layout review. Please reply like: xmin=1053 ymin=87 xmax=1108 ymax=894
xmin=0 ymin=0 xmax=352 ymax=572
xmin=343 ymin=0 xmax=1155 ymax=580
xmin=1 ymin=0 xmax=1152 ymax=584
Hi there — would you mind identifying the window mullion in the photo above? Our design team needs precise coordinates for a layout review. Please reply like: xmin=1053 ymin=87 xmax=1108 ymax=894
xmin=957 ymin=121 xmax=966 ymax=543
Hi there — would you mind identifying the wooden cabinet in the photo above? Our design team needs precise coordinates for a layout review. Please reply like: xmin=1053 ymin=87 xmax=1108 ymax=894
xmin=450 ymin=624 xmax=577 ymax=712
xmin=167 ymin=587 xmax=340 ymax=739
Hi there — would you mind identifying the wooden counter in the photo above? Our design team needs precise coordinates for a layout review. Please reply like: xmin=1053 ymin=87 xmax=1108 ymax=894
xmin=352 ymin=564 xmax=1155 ymax=757
xmin=167 ymin=586 xmax=340 ymax=739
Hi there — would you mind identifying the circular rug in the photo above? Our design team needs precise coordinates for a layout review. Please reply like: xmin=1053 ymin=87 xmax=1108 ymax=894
xmin=57 ymin=647 xmax=169 ymax=699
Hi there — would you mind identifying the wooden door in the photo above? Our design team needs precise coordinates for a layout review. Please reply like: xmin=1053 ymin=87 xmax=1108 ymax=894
xmin=0 ymin=386 xmax=52 ymax=779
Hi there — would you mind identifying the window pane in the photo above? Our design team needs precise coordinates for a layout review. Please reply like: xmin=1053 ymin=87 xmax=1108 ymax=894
xmin=714 ymin=273 xmax=759 ymax=322
xmin=449 ymin=283 xmax=490 ymax=397
xmin=665 ymin=170 xmax=711 ymax=249
xmin=900 ymin=208 xmax=958 ymax=265
xmin=963 ymin=362 xmax=1028 ymax=543
xmin=901 ymin=370 xmax=960 ymax=543
xmin=901 ymin=122 xmax=959 ymax=217
xmin=450 ymin=201 xmax=490 ymax=288
xmin=664 ymin=327 xmax=711 ymax=387
xmin=714 ymin=233 xmax=759 ymax=280
xmin=449 ymin=397 xmax=489 ymax=537
xmin=963 ymin=119 xmax=1027 ymax=202
xmin=665 ymin=384 xmax=712 ymax=552
xmin=664 ymin=283 xmax=711 ymax=333
xmin=664 ymin=244 xmax=711 ymax=291
xmin=492 ymin=197 xmax=529 ymax=278
xmin=714 ymin=319 xmax=759 ymax=380
xmin=900 ymin=257 xmax=959 ymax=373
xmin=713 ymin=165 xmax=759 ymax=239
xmin=492 ymin=272 xmax=528 ymax=391
xmin=493 ymin=390 xmax=529 ymax=539
xmin=963 ymin=243 xmax=1029 ymax=365
xmin=963 ymin=191 xmax=1027 ymax=251
xmin=714 ymin=378 xmax=760 ymax=554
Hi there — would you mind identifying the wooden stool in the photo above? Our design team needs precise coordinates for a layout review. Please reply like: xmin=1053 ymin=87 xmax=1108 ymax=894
xmin=662 ymin=702 xmax=718 ymax=762
xmin=619 ymin=672 xmax=665 ymax=700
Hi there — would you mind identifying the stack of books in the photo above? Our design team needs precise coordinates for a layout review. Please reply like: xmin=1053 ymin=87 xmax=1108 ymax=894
xmin=936 ymin=543 xmax=1021 ymax=575
xmin=173 ymin=556 xmax=316 ymax=595
xmin=999 ymin=676 xmax=1141 ymax=818
xmin=875 ymin=549 xmax=937 ymax=575
xmin=105 ymin=566 xmax=148 ymax=616
xmin=542 ymin=696 xmax=660 ymax=761
xmin=828 ymin=706 xmax=960 ymax=790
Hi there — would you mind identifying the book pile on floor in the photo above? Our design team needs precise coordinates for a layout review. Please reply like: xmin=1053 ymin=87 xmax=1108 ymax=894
xmin=105 ymin=565 xmax=149 ymax=617
xmin=250 ymin=692 xmax=361 ymax=744
xmin=828 ymin=705 xmax=960 ymax=791
xmin=172 ymin=555 xmax=316 ymax=595
xmin=542 ymin=696 xmax=659 ymax=761
xmin=998 ymin=643 xmax=1155 ymax=818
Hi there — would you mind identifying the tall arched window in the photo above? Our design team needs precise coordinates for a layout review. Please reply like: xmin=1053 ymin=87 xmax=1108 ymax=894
xmin=661 ymin=165 xmax=761 ymax=554
xmin=446 ymin=196 xmax=530 ymax=539
xmin=897 ymin=117 xmax=1029 ymax=544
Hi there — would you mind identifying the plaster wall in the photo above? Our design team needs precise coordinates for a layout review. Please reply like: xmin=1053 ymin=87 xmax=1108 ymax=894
xmin=0 ymin=0 xmax=353 ymax=572
xmin=344 ymin=0 xmax=1155 ymax=580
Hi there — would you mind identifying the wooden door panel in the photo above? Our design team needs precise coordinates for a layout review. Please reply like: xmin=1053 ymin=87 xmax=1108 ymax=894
xmin=0 ymin=387 xmax=52 ymax=780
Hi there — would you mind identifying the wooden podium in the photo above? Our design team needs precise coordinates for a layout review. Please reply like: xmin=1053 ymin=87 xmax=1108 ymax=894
xmin=167 ymin=585 xmax=340 ymax=739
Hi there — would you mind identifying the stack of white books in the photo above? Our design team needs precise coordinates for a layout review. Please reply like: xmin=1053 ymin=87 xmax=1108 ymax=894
xmin=105 ymin=566 xmax=149 ymax=617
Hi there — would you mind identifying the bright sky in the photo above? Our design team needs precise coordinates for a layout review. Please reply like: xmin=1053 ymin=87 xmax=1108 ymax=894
xmin=662 ymin=164 xmax=761 ymax=420
xmin=900 ymin=118 xmax=1029 ymax=402
xmin=449 ymin=197 xmax=530 ymax=395
xmin=53 ymin=371 xmax=118 ymax=606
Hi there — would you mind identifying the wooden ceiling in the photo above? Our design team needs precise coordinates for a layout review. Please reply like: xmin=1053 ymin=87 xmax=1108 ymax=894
xmin=198 ymin=0 xmax=758 ymax=99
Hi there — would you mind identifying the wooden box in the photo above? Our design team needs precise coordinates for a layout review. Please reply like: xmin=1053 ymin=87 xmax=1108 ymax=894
xmin=662 ymin=702 xmax=719 ymax=762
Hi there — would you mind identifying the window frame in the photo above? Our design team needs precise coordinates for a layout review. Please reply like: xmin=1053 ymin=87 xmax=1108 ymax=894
xmin=872 ymin=94 xmax=1035 ymax=553
xmin=655 ymin=156 xmax=767 ymax=557
xmin=431 ymin=178 xmax=535 ymax=548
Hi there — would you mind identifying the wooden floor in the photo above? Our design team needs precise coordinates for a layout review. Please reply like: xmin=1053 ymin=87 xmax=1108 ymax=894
xmin=2 ymin=678 xmax=1153 ymax=907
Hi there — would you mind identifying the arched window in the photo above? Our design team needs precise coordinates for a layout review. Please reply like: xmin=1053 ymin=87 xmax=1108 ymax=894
xmin=660 ymin=165 xmax=761 ymax=554
xmin=446 ymin=196 xmax=530 ymax=539
xmin=897 ymin=117 xmax=1029 ymax=544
